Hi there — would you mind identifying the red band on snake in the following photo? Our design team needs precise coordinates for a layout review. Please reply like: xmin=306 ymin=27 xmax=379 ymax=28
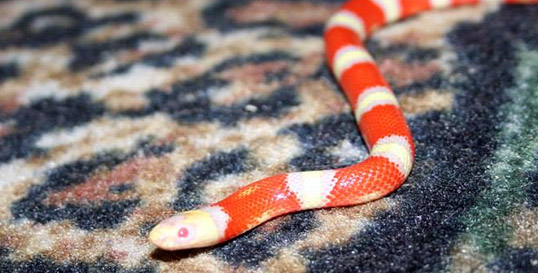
xmin=149 ymin=0 xmax=538 ymax=251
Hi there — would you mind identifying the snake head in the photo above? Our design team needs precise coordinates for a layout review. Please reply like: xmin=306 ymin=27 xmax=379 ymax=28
xmin=149 ymin=210 xmax=221 ymax=250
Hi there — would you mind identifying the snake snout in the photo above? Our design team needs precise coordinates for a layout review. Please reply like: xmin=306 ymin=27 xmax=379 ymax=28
xmin=148 ymin=210 xmax=221 ymax=250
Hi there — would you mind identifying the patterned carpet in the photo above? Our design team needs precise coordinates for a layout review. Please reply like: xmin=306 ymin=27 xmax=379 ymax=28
xmin=1 ymin=0 xmax=537 ymax=272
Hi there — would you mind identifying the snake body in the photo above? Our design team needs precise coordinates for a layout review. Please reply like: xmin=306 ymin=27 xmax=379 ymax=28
xmin=149 ymin=0 xmax=538 ymax=251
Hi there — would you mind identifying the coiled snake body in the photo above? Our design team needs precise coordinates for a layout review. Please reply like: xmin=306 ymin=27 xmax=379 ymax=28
xmin=149 ymin=0 xmax=538 ymax=250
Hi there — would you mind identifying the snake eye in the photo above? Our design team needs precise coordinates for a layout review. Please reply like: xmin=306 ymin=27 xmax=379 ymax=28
xmin=177 ymin=227 xmax=189 ymax=238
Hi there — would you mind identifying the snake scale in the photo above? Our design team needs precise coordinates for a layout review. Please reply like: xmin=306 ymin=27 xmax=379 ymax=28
xmin=149 ymin=0 xmax=538 ymax=251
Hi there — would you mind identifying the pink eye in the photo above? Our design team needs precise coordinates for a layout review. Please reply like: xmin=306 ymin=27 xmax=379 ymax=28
xmin=177 ymin=227 xmax=189 ymax=238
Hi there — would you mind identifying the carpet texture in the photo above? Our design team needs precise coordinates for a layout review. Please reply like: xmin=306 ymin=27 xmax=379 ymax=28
xmin=1 ymin=0 xmax=538 ymax=272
